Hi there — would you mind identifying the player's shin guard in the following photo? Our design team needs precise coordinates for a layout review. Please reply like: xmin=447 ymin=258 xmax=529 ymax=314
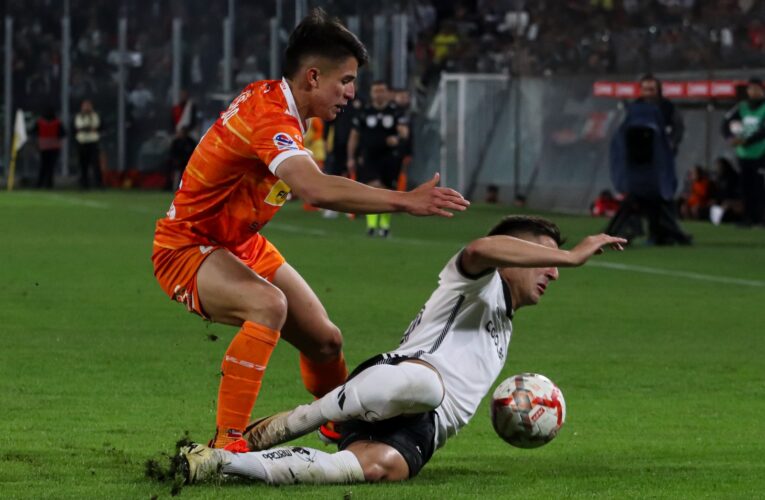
xmin=379 ymin=213 xmax=391 ymax=230
xmin=320 ymin=362 xmax=444 ymax=422
xmin=214 ymin=321 xmax=280 ymax=448
xmin=299 ymin=352 xmax=348 ymax=398
xmin=222 ymin=448 xmax=364 ymax=485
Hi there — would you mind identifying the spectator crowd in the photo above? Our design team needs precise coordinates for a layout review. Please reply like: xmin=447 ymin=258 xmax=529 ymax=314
xmin=413 ymin=0 xmax=765 ymax=86
xmin=4 ymin=0 xmax=765 ymax=197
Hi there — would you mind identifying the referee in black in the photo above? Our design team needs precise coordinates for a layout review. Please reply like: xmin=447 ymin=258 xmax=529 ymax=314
xmin=347 ymin=81 xmax=409 ymax=237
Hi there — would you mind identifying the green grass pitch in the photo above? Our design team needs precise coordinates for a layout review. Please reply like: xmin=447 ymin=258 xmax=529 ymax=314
xmin=1 ymin=190 xmax=764 ymax=499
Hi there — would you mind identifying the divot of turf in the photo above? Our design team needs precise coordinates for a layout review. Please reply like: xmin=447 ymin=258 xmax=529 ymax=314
xmin=144 ymin=432 xmax=194 ymax=496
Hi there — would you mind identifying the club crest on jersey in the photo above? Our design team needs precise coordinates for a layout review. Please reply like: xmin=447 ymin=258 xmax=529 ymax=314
xmin=273 ymin=132 xmax=298 ymax=151
xmin=264 ymin=179 xmax=292 ymax=206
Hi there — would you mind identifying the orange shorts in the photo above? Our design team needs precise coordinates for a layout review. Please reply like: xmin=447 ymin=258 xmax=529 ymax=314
xmin=152 ymin=234 xmax=285 ymax=319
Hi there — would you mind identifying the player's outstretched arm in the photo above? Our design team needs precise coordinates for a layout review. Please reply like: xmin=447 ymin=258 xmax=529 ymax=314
xmin=278 ymin=156 xmax=469 ymax=217
xmin=403 ymin=173 xmax=470 ymax=216
xmin=461 ymin=233 xmax=626 ymax=276
xmin=567 ymin=234 xmax=627 ymax=264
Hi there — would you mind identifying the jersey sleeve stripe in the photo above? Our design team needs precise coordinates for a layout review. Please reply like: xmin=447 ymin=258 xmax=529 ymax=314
xmin=216 ymin=137 xmax=258 ymax=159
xmin=232 ymin=113 xmax=254 ymax=133
xmin=225 ymin=121 xmax=252 ymax=144
xmin=185 ymin=161 xmax=217 ymax=187
xmin=269 ymin=149 xmax=310 ymax=175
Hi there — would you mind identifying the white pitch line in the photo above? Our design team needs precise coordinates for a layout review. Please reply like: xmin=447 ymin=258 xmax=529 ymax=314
xmin=267 ymin=223 xmax=448 ymax=246
xmin=33 ymin=192 xmax=111 ymax=209
xmin=16 ymin=193 xmax=763 ymax=287
xmin=588 ymin=261 xmax=765 ymax=287
xmin=269 ymin=222 xmax=764 ymax=287
xmin=19 ymin=191 xmax=162 ymax=215
xmin=267 ymin=223 xmax=330 ymax=237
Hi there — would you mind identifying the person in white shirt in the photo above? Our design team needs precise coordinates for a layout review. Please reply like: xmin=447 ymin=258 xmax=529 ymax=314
xmin=74 ymin=99 xmax=101 ymax=189
xmin=178 ymin=215 xmax=625 ymax=485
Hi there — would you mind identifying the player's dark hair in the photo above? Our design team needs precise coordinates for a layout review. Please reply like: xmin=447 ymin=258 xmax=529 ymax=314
xmin=487 ymin=215 xmax=564 ymax=246
xmin=283 ymin=8 xmax=369 ymax=79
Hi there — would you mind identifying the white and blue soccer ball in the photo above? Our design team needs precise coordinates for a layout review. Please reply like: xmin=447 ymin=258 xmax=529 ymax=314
xmin=491 ymin=373 xmax=566 ymax=448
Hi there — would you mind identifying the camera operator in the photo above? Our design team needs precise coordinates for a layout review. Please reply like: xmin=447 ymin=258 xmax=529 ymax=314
xmin=606 ymin=74 xmax=692 ymax=245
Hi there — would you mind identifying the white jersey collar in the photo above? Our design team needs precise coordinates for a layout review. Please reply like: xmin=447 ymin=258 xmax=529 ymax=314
xmin=280 ymin=78 xmax=307 ymax=136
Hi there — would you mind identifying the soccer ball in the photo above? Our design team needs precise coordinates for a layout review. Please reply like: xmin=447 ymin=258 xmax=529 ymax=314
xmin=491 ymin=373 xmax=566 ymax=448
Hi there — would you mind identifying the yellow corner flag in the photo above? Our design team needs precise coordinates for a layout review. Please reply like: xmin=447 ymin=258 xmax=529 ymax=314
xmin=7 ymin=109 xmax=28 ymax=192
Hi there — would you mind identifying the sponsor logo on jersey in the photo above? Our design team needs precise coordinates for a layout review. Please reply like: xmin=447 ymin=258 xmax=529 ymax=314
xmin=273 ymin=132 xmax=298 ymax=151
xmin=486 ymin=307 xmax=510 ymax=360
xmin=264 ymin=179 xmax=292 ymax=207
xmin=261 ymin=449 xmax=293 ymax=460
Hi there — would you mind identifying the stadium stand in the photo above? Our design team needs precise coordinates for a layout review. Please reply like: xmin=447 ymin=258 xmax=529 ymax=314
xmin=1 ymin=0 xmax=762 ymax=218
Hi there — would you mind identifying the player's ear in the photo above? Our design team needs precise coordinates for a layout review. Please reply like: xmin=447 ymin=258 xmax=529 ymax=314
xmin=306 ymin=67 xmax=320 ymax=89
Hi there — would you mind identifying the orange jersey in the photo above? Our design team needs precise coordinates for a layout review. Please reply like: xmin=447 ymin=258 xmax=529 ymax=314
xmin=154 ymin=79 xmax=310 ymax=250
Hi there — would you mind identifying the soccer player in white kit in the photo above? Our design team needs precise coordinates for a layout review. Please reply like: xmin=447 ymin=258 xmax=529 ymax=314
xmin=178 ymin=216 xmax=626 ymax=485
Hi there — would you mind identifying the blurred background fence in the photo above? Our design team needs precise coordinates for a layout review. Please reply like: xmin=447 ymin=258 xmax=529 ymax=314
xmin=2 ymin=0 xmax=765 ymax=212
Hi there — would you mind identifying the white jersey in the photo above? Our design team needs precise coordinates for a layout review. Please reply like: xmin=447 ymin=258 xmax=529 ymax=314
xmin=388 ymin=251 xmax=513 ymax=448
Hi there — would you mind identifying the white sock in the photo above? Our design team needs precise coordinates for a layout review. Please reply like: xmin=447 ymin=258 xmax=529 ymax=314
xmin=319 ymin=362 xmax=444 ymax=422
xmin=222 ymin=448 xmax=364 ymax=484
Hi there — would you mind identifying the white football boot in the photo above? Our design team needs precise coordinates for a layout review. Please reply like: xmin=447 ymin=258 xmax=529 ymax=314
xmin=179 ymin=443 xmax=229 ymax=484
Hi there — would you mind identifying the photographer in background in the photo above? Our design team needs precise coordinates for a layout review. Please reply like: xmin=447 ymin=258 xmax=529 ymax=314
xmin=722 ymin=77 xmax=765 ymax=227
xmin=606 ymin=74 xmax=692 ymax=245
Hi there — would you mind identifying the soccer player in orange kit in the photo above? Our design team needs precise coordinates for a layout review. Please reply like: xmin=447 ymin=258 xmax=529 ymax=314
xmin=152 ymin=8 xmax=469 ymax=449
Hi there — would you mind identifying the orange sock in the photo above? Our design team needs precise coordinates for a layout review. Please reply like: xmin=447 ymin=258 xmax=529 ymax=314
xmin=213 ymin=321 xmax=280 ymax=448
xmin=299 ymin=352 xmax=348 ymax=398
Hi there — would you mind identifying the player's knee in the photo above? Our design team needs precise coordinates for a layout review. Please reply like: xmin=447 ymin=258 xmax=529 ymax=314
xmin=362 ymin=461 xmax=388 ymax=482
xmin=242 ymin=286 xmax=288 ymax=328
xmin=316 ymin=323 xmax=343 ymax=360
xmin=300 ymin=320 xmax=343 ymax=362
xmin=264 ymin=288 xmax=289 ymax=326
xmin=399 ymin=363 xmax=444 ymax=412
xmin=360 ymin=455 xmax=409 ymax=483
xmin=358 ymin=363 xmax=443 ymax=418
